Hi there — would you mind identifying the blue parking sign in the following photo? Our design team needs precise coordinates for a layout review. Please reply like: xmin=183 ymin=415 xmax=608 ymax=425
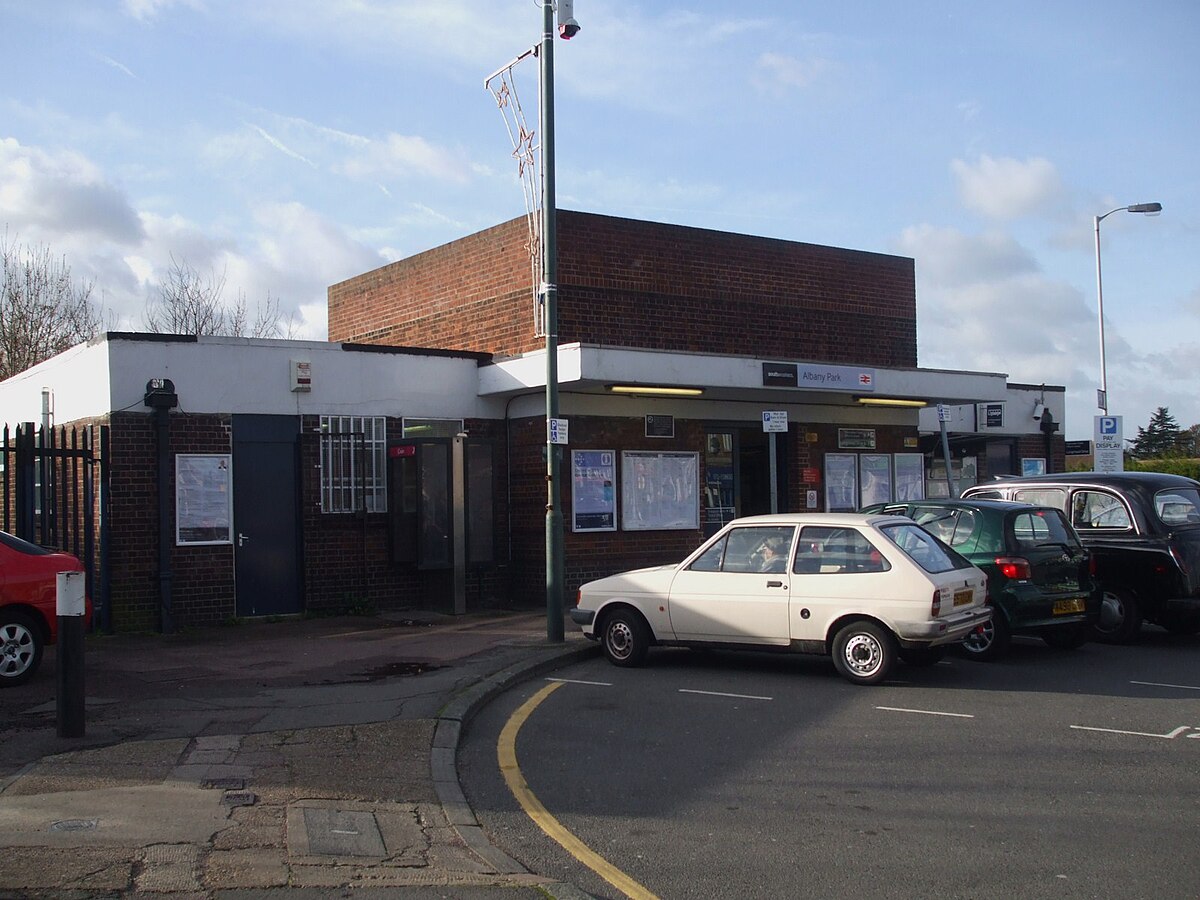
xmin=1099 ymin=417 xmax=1119 ymax=436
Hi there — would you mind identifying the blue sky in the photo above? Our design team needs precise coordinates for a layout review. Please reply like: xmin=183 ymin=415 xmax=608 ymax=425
xmin=2 ymin=1 xmax=1196 ymax=440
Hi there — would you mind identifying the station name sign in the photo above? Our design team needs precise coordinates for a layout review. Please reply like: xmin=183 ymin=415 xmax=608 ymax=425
xmin=762 ymin=362 xmax=875 ymax=392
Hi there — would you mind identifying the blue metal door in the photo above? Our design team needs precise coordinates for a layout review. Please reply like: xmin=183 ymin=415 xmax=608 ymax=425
xmin=233 ymin=415 xmax=302 ymax=617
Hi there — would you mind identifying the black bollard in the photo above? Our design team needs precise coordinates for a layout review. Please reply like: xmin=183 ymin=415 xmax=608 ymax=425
xmin=56 ymin=571 xmax=86 ymax=738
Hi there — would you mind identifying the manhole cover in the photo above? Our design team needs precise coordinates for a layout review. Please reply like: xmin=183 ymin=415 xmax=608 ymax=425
xmin=51 ymin=819 xmax=98 ymax=832
xmin=204 ymin=777 xmax=245 ymax=791
xmin=222 ymin=791 xmax=257 ymax=808
xmin=302 ymin=808 xmax=385 ymax=856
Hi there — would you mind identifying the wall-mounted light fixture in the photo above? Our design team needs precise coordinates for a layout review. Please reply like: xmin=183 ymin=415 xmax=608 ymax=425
xmin=608 ymin=385 xmax=705 ymax=397
xmin=855 ymin=396 xmax=927 ymax=408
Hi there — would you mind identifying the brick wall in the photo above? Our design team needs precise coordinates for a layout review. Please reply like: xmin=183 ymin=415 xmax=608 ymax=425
xmin=328 ymin=217 xmax=534 ymax=358
xmin=507 ymin=413 xmax=919 ymax=600
xmin=329 ymin=211 xmax=917 ymax=367
xmin=108 ymin=411 xmax=235 ymax=632
xmin=297 ymin=416 xmax=512 ymax=615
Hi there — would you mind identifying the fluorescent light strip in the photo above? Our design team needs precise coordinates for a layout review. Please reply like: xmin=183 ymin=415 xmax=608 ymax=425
xmin=608 ymin=385 xmax=705 ymax=396
xmin=855 ymin=397 xmax=928 ymax=408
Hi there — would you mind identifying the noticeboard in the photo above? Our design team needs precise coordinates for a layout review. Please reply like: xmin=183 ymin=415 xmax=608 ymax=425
xmin=176 ymin=454 xmax=233 ymax=546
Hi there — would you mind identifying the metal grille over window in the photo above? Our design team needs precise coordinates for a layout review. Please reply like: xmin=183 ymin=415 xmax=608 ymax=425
xmin=319 ymin=416 xmax=387 ymax=514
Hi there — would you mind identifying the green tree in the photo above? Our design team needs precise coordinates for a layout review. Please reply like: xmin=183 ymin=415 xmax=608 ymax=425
xmin=1129 ymin=407 xmax=1185 ymax=459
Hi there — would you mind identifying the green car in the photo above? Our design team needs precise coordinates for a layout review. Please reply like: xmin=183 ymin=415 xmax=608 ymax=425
xmin=864 ymin=499 xmax=1100 ymax=660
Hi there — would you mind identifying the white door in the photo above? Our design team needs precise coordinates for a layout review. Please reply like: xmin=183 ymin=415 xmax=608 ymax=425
xmin=667 ymin=525 xmax=795 ymax=644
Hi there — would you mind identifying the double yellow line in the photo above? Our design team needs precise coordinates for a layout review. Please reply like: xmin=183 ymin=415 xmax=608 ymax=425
xmin=498 ymin=681 xmax=660 ymax=900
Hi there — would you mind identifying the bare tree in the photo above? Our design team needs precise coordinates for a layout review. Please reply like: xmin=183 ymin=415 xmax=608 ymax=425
xmin=145 ymin=256 xmax=290 ymax=338
xmin=0 ymin=231 xmax=104 ymax=381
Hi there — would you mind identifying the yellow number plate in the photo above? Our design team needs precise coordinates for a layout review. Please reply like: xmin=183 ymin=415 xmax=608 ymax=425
xmin=953 ymin=589 xmax=973 ymax=607
xmin=1053 ymin=598 xmax=1086 ymax=615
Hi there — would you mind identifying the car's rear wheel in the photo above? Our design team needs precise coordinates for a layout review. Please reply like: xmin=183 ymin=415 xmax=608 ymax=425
xmin=831 ymin=621 xmax=895 ymax=685
xmin=1041 ymin=623 xmax=1089 ymax=649
xmin=0 ymin=610 xmax=44 ymax=687
xmin=958 ymin=611 xmax=1010 ymax=661
xmin=600 ymin=608 xmax=650 ymax=667
xmin=899 ymin=646 xmax=945 ymax=667
xmin=1091 ymin=587 xmax=1141 ymax=644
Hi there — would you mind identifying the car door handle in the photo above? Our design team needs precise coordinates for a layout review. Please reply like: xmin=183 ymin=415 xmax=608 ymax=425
xmin=766 ymin=580 xmax=786 ymax=588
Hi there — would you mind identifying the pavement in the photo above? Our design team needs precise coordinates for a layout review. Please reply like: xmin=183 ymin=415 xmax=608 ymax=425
xmin=0 ymin=608 xmax=600 ymax=899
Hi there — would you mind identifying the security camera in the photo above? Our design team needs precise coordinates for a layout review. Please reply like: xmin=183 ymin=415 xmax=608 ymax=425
xmin=1032 ymin=401 xmax=1045 ymax=421
xmin=558 ymin=0 xmax=580 ymax=39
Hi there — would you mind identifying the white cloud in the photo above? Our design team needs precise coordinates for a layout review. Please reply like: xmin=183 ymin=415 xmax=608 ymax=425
xmin=334 ymin=133 xmax=472 ymax=185
xmin=94 ymin=53 xmax=136 ymax=78
xmin=122 ymin=0 xmax=205 ymax=23
xmin=204 ymin=116 xmax=474 ymax=186
xmin=951 ymin=155 xmax=1065 ymax=220
xmin=754 ymin=52 xmax=830 ymax=92
xmin=0 ymin=138 xmax=144 ymax=243
xmin=896 ymin=224 xmax=1037 ymax=288
xmin=248 ymin=125 xmax=316 ymax=168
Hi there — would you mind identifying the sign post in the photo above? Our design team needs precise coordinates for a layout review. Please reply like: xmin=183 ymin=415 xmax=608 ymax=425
xmin=56 ymin=571 xmax=86 ymax=738
xmin=763 ymin=411 xmax=788 ymax=514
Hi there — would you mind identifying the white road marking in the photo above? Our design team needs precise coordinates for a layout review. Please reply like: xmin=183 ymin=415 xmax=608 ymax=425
xmin=876 ymin=706 xmax=974 ymax=719
xmin=1130 ymin=680 xmax=1200 ymax=692
xmin=1070 ymin=724 xmax=1197 ymax=740
xmin=547 ymin=677 xmax=613 ymax=686
xmin=679 ymin=689 xmax=773 ymax=701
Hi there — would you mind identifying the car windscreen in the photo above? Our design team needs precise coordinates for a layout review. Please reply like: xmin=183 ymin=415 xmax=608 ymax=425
xmin=0 ymin=531 xmax=53 ymax=555
xmin=879 ymin=522 xmax=973 ymax=574
xmin=1154 ymin=488 xmax=1200 ymax=527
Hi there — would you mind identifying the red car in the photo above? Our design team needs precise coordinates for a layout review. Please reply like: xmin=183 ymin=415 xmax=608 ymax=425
xmin=0 ymin=531 xmax=89 ymax=687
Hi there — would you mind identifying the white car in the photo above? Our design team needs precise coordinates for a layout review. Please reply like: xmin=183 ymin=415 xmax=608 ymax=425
xmin=571 ymin=513 xmax=990 ymax=685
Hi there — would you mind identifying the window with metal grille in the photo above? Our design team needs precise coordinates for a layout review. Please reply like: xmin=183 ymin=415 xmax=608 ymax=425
xmin=319 ymin=416 xmax=387 ymax=513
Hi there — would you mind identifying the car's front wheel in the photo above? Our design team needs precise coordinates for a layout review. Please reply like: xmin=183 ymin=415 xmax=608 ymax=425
xmin=600 ymin=608 xmax=650 ymax=667
xmin=0 ymin=611 xmax=44 ymax=687
xmin=1091 ymin=587 xmax=1141 ymax=644
xmin=958 ymin=611 xmax=1010 ymax=661
xmin=831 ymin=621 xmax=895 ymax=685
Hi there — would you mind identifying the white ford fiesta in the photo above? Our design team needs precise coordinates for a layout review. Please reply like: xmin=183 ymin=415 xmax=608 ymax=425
xmin=571 ymin=513 xmax=991 ymax=685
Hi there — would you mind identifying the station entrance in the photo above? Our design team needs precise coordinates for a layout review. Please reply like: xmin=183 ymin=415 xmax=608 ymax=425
xmin=703 ymin=426 xmax=788 ymax=536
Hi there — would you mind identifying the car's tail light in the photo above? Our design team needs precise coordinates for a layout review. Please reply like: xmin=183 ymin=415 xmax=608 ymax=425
xmin=1088 ymin=553 xmax=1098 ymax=578
xmin=995 ymin=557 xmax=1031 ymax=580
xmin=575 ymin=590 xmax=582 ymax=607
xmin=931 ymin=588 xmax=942 ymax=617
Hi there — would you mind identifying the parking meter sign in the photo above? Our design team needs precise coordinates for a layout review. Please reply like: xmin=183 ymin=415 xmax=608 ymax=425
xmin=1094 ymin=415 xmax=1124 ymax=473
xmin=762 ymin=411 xmax=788 ymax=433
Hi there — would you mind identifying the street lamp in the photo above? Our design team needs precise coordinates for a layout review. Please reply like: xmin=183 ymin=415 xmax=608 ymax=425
xmin=1094 ymin=201 xmax=1162 ymax=414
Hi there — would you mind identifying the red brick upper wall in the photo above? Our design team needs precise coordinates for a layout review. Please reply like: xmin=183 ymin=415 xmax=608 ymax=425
xmin=328 ymin=211 xmax=917 ymax=367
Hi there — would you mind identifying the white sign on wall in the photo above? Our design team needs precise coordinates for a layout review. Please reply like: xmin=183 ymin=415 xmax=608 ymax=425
xmin=1094 ymin=415 xmax=1124 ymax=473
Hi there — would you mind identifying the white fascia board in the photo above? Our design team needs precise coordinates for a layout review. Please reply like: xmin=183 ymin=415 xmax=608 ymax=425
xmin=482 ymin=344 xmax=1009 ymax=406
xmin=578 ymin=346 xmax=753 ymax=389
xmin=874 ymin=367 xmax=1009 ymax=405
xmin=0 ymin=340 xmax=113 ymax=428
xmin=107 ymin=337 xmax=502 ymax=419
xmin=477 ymin=344 xmax=584 ymax=394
